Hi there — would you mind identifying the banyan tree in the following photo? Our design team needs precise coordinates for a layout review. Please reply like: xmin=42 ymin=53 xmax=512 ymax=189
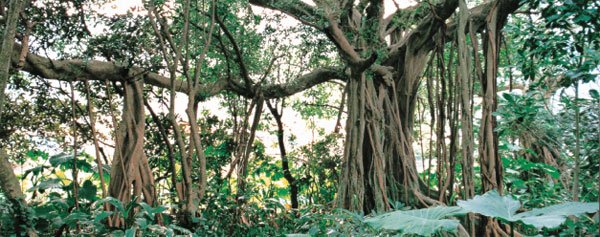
xmin=0 ymin=0 xmax=552 ymax=235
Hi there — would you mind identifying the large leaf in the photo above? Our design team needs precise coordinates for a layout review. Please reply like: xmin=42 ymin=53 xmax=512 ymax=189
xmin=23 ymin=165 xmax=49 ymax=178
xmin=457 ymin=190 xmax=521 ymax=222
xmin=514 ymin=202 xmax=599 ymax=228
xmin=30 ymin=178 xmax=63 ymax=192
xmin=49 ymin=153 xmax=94 ymax=172
xmin=458 ymin=190 xmax=599 ymax=229
xmin=365 ymin=206 xmax=464 ymax=236
xmin=49 ymin=153 xmax=74 ymax=167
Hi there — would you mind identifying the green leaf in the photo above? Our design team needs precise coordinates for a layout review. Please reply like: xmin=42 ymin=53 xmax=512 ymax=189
xmin=64 ymin=211 xmax=89 ymax=226
xmin=125 ymin=227 xmax=136 ymax=237
xmin=458 ymin=190 xmax=600 ymax=229
xmin=23 ymin=166 xmax=49 ymax=178
xmin=457 ymin=190 xmax=520 ymax=223
xmin=49 ymin=153 xmax=94 ymax=172
xmin=95 ymin=197 xmax=125 ymax=215
xmin=168 ymin=224 xmax=193 ymax=234
xmin=49 ymin=153 xmax=74 ymax=167
xmin=514 ymin=202 xmax=599 ymax=228
xmin=32 ymin=178 xmax=63 ymax=192
xmin=135 ymin=217 xmax=148 ymax=228
xmin=110 ymin=230 xmax=125 ymax=237
xmin=589 ymin=89 xmax=599 ymax=99
xmin=94 ymin=211 xmax=113 ymax=223
xmin=80 ymin=180 xmax=98 ymax=201
xmin=365 ymin=206 xmax=464 ymax=236
xmin=138 ymin=202 xmax=167 ymax=220
xmin=502 ymin=93 xmax=515 ymax=103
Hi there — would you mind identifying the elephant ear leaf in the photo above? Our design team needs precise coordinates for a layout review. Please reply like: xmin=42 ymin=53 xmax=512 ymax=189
xmin=365 ymin=206 xmax=464 ymax=236
xmin=514 ymin=202 xmax=599 ymax=229
xmin=458 ymin=190 xmax=599 ymax=229
xmin=457 ymin=190 xmax=521 ymax=222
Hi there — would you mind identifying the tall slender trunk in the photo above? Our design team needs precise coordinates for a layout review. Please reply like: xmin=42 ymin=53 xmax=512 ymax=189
xmin=236 ymin=98 xmax=263 ymax=199
xmin=266 ymin=100 xmax=298 ymax=209
xmin=69 ymin=82 xmax=80 ymax=233
xmin=572 ymin=80 xmax=580 ymax=201
xmin=144 ymin=98 xmax=179 ymax=205
xmin=84 ymin=81 xmax=108 ymax=199
xmin=478 ymin=4 xmax=507 ymax=236
xmin=479 ymin=3 xmax=503 ymax=196
xmin=457 ymin=0 xmax=475 ymax=235
xmin=435 ymin=43 xmax=448 ymax=202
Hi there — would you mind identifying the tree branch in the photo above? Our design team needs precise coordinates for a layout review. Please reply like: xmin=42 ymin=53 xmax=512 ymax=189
xmin=249 ymin=0 xmax=324 ymax=29
xmin=12 ymin=43 xmax=345 ymax=99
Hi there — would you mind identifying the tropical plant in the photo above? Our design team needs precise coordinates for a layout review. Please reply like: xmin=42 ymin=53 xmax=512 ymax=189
xmin=365 ymin=206 xmax=465 ymax=236
xmin=362 ymin=190 xmax=599 ymax=236
xmin=458 ymin=190 xmax=599 ymax=235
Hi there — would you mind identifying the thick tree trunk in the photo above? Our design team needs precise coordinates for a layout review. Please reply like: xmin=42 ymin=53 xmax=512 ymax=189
xmin=337 ymin=71 xmax=374 ymax=213
xmin=0 ymin=0 xmax=25 ymax=199
xmin=0 ymin=150 xmax=36 ymax=237
xmin=0 ymin=150 xmax=23 ymax=202
xmin=337 ymin=49 xmax=434 ymax=213
xmin=108 ymin=80 xmax=156 ymax=226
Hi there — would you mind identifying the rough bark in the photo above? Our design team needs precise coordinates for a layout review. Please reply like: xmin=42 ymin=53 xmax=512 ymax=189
xmin=333 ymin=0 xmax=456 ymax=213
xmin=0 ymin=0 xmax=24 ymax=115
xmin=457 ymin=0 xmax=475 ymax=201
xmin=457 ymin=0 xmax=475 ymax=235
xmin=0 ymin=0 xmax=23 ymax=198
xmin=0 ymin=150 xmax=38 ymax=237
xmin=108 ymin=80 xmax=156 ymax=226
xmin=0 ymin=0 xmax=39 ymax=235
xmin=479 ymin=2 xmax=503 ymax=196
xmin=0 ymin=150 xmax=24 ymax=204
xmin=0 ymin=0 xmax=23 ymax=192
xmin=477 ymin=2 xmax=516 ymax=236
xmin=337 ymin=47 xmax=434 ymax=213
